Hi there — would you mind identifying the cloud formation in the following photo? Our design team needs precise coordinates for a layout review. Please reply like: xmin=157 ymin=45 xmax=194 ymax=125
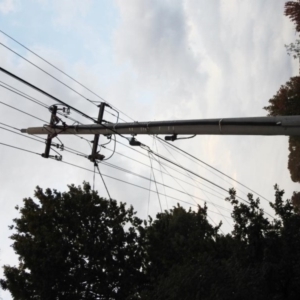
xmin=0 ymin=0 xmax=16 ymax=14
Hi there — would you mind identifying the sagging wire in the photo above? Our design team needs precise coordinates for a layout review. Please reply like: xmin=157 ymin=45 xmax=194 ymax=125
xmin=151 ymin=139 xmax=227 ymax=232
xmin=156 ymin=136 xmax=232 ymax=227
xmin=95 ymin=162 xmax=111 ymax=200
xmin=147 ymin=137 xmax=155 ymax=217
xmin=103 ymin=135 xmax=116 ymax=161
xmin=153 ymin=136 xmax=168 ymax=210
xmin=93 ymin=163 xmax=96 ymax=192
xmin=148 ymin=152 xmax=163 ymax=213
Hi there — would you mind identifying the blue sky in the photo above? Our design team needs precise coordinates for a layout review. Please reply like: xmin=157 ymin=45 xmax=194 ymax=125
xmin=0 ymin=1 xmax=299 ymax=299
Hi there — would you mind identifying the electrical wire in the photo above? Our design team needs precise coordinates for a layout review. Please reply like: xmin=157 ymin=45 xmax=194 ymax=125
xmin=93 ymin=163 xmax=96 ymax=192
xmin=101 ymin=145 xmax=228 ymax=200
xmin=0 ymin=100 xmax=47 ymax=123
xmin=0 ymin=141 xmax=41 ymax=155
xmin=0 ymin=98 xmax=230 ymax=206
xmin=176 ymin=134 xmax=196 ymax=140
xmin=0 ymin=140 xmax=232 ymax=219
xmin=1 ymin=127 xmax=232 ymax=215
xmin=148 ymin=152 xmax=163 ymax=212
xmin=0 ymin=31 xmax=134 ymax=122
xmin=0 ymin=66 xmax=130 ymax=141
xmin=147 ymin=152 xmax=231 ymax=213
xmin=0 ymin=43 xmax=98 ymax=107
xmin=149 ymin=151 xmax=226 ymax=233
xmin=0 ymin=81 xmax=86 ymax=127
xmin=152 ymin=139 xmax=232 ymax=227
xmin=103 ymin=135 xmax=116 ymax=161
xmin=141 ymin=142 xmax=274 ymax=219
xmin=153 ymin=137 xmax=168 ymax=210
xmin=0 ymin=99 xmax=230 ymax=214
xmin=156 ymin=136 xmax=271 ymax=202
xmin=95 ymin=163 xmax=111 ymax=200
xmin=0 ymin=81 xmax=48 ymax=108
xmin=0 ymin=122 xmax=21 ymax=131
xmin=157 ymin=136 xmax=250 ymax=198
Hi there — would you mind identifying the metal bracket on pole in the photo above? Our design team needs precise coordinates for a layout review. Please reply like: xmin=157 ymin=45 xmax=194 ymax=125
xmin=88 ymin=102 xmax=106 ymax=162
xmin=42 ymin=105 xmax=59 ymax=159
xmin=165 ymin=134 xmax=177 ymax=141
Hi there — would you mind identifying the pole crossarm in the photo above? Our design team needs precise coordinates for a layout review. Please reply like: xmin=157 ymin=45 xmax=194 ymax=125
xmin=21 ymin=116 xmax=300 ymax=136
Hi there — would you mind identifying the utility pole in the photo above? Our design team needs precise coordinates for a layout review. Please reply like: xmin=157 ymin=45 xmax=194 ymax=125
xmin=22 ymin=115 xmax=300 ymax=137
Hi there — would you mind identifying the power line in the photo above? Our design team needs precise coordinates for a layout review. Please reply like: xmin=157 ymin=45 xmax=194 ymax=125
xmin=0 ymin=100 xmax=47 ymax=123
xmin=153 ymin=138 xmax=232 ymax=226
xmin=0 ymin=30 xmax=135 ymax=122
xmin=156 ymin=136 xmax=270 ymax=202
xmin=0 ymin=97 xmax=231 ymax=215
xmin=0 ymin=67 xmax=130 ymax=141
xmin=153 ymin=136 xmax=168 ymax=210
xmin=0 ymin=43 xmax=98 ymax=108
xmin=95 ymin=163 xmax=111 ymax=200
xmin=0 ymin=141 xmax=41 ymax=155
xmin=143 ymin=143 xmax=275 ymax=219
xmin=0 ymin=99 xmax=231 ymax=208
xmin=63 ymin=159 xmax=231 ymax=219
xmin=0 ymin=80 xmax=87 ymax=127
xmin=2 ymin=126 xmax=232 ymax=215
xmin=0 ymin=81 xmax=48 ymax=108
xmin=102 ymin=145 xmax=229 ymax=200
xmin=0 ymin=140 xmax=231 ymax=219
xmin=99 ymin=161 xmax=232 ymax=213
xmin=148 ymin=152 xmax=162 ymax=212
xmin=0 ymin=85 xmax=233 ymax=205
xmin=156 ymin=136 xmax=249 ymax=199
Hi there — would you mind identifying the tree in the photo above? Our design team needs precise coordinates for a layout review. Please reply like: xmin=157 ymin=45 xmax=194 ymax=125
xmin=3 ymin=183 xmax=300 ymax=299
xmin=140 ymin=187 xmax=300 ymax=300
xmin=264 ymin=76 xmax=300 ymax=183
xmin=291 ymin=191 xmax=300 ymax=211
xmin=0 ymin=183 xmax=146 ymax=300
xmin=285 ymin=39 xmax=300 ymax=59
xmin=285 ymin=1 xmax=300 ymax=32
xmin=264 ymin=76 xmax=300 ymax=116
xmin=288 ymin=136 xmax=300 ymax=182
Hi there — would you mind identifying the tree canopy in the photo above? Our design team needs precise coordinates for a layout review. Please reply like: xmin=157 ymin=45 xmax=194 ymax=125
xmin=0 ymin=183 xmax=146 ymax=300
xmin=264 ymin=76 xmax=300 ymax=117
xmin=141 ymin=187 xmax=300 ymax=300
xmin=264 ymin=76 xmax=300 ymax=184
xmin=2 ymin=183 xmax=300 ymax=299
xmin=285 ymin=1 xmax=300 ymax=32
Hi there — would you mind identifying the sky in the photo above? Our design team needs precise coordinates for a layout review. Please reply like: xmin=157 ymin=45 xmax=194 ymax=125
xmin=0 ymin=0 xmax=299 ymax=298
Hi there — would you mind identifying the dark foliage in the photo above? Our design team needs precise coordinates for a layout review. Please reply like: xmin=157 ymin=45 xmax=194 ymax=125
xmin=2 ymin=184 xmax=300 ymax=299
xmin=285 ymin=1 xmax=300 ymax=32
xmin=264 ymin=76 xmax=300 ymax=117
xmin=141 ymin=186 xmax=300 ymax=300
xmin=0 ymin=183 xmax=146 ymax=300
xmin=264 ymin=76 xmax=300 ymax=183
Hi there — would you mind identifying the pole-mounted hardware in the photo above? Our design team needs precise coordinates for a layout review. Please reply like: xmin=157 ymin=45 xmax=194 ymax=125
xmin=42 ymin=105 xmax=60 ymax=159
xmin=88 ymin=102 xmax=106 ymax=163
xmin=129 ymin=137 xmax=142 ymax=146
xmin=41 ymin=105 xmax=69 ymax=160
xmin=165 ymin=134 xmax=177 ymax=141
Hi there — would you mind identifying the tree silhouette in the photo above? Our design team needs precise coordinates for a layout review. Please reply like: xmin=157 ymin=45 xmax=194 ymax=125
xmin=0 ymin=183 xmax=146 ymax=300
xmin=285 ymin=1 xmax=300 ymax=32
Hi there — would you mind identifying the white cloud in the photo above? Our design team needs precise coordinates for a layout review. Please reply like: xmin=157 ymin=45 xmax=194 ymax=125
xmin=0 ymin=0 xmax=16 ymax=14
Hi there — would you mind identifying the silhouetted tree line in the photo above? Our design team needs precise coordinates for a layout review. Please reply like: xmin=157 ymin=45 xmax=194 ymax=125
xmin=1 ymin=182 xmax=300 ymax=299
xmin=263 ymin=1 xmax=300 ymax=209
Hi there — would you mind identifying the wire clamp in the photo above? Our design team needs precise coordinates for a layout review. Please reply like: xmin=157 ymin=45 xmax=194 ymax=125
xmin=165 ymin=134 xmax=177 ymax=141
